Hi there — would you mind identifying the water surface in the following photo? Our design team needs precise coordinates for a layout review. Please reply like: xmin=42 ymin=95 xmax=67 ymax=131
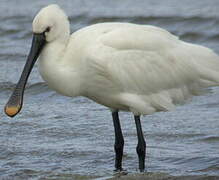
xmin=1 ymin=0 xmax=219 ymax=179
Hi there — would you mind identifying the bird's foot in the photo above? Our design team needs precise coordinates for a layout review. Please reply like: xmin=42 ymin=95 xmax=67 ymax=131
xmin=113 ymin=168 xmax=128 ymax=176
xmin=139 ymin=169 xmax=147 ymax=174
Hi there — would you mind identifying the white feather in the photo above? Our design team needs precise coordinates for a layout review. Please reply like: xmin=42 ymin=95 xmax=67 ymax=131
xmin=34 ymin=5 xmax=219 ymax=116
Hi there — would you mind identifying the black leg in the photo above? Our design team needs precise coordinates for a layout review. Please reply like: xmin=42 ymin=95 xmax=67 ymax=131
xmin=112 ymin=111 xmax=124 ymax=171
xmin=134 ymin=115 xmax=146 ymax=172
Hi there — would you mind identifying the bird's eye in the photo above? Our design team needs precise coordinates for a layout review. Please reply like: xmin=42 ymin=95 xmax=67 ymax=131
xmin=45 ymin=27 xmax=51 ymax=33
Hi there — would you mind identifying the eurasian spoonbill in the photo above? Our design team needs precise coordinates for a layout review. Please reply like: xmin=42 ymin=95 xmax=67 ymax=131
xmin=4 ymin=4 xmax=219 ymax=172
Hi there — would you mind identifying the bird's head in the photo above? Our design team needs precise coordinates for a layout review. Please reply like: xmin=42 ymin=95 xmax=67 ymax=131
xmin=4 ymin=4 xmax=69 ymax=117
xmin=33 ymin=4 xmax=70 ymax=43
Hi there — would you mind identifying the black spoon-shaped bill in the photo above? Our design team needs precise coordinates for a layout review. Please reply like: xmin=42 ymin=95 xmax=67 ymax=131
xmin=5 ymin=33 xmax=46 ymax=117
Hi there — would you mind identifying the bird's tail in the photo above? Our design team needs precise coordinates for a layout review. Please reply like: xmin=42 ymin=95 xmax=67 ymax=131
xmin=186 ymin=43 xmax=219 ymax=88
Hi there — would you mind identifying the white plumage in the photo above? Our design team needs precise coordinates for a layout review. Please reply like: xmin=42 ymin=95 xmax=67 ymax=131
xmin=34 ymin=5 xmax=219 ymax=116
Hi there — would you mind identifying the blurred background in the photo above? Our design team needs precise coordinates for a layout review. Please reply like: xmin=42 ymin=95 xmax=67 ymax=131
xmin=0 ymin=0 xmax=219 ymax=179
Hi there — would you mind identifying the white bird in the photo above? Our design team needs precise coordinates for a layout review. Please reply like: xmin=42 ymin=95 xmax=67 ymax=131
xmin=4 ymin=4 xmax=219 ymax=172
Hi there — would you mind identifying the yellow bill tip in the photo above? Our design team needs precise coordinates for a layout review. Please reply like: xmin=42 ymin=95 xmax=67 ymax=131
xmin=4 ymin=105 xmax=20 ymax=117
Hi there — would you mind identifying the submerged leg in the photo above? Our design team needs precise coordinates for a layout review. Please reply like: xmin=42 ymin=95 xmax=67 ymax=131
xmin=134 ymin=115 xmax=146 ymax=172
xmin=112 ymin=111 xmax=124 ymax=171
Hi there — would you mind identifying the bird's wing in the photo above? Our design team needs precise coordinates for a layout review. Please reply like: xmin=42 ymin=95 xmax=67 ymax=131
xmin=87 ymin=25 xmax=200 ymax=95
xmin=84 ymin=24 xmax=219 ymax=114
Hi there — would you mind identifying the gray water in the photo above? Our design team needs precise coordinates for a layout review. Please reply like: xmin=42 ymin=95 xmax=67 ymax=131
xmin=1 ymin=0 xmax=219 ymax=179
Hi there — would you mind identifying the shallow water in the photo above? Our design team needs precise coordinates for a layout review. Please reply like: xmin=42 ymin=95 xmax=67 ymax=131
xmin=1 ymin=0 xmax=219 ymax=179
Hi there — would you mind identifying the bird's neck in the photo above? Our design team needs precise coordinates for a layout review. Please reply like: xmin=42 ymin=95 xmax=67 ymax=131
xmin=38 ymin=40 xmax=83 ymax=97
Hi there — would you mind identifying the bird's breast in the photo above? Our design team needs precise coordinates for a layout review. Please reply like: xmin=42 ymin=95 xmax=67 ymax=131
xmin=37 ymin=44 xmax=83 ymax=97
